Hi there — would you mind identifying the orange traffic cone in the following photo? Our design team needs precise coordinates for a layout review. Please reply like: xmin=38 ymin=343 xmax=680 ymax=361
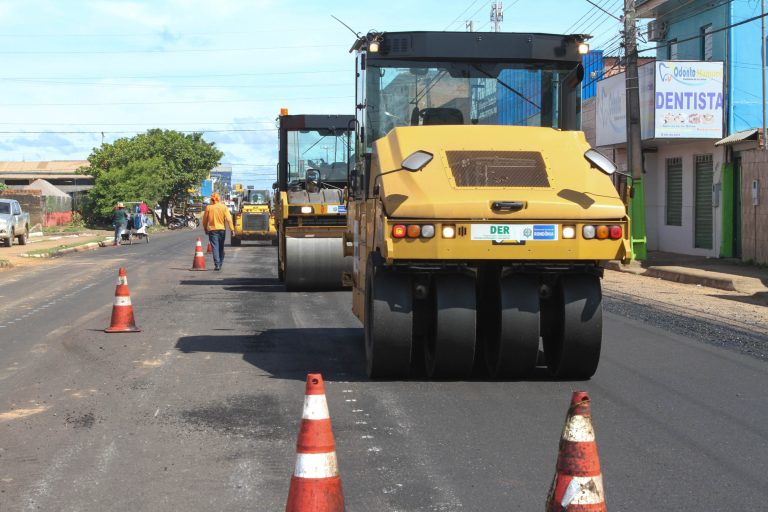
xmin=104 ymin=267 xmax=141 ymax=333
xmin=286 ymin=373 xmax=344 ymax=512
xmin=546 ymin=391 xmax=606 ymax=511
xmin=206 ymin=241 xmax=213 ymax=254
xmin=190 ymin=237 xmax=207 ymax=271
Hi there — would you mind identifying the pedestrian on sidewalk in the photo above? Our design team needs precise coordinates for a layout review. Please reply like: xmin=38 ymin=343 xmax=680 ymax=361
xmin=202 ymin=192 xmax=235 ymax=271
xmin=111 ymin=202 xmax=128 ymax=246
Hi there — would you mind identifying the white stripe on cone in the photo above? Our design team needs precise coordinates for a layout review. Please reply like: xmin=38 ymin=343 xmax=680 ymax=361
xmin=561 ymin=414 xmax=595 ymax=442
xmin=195 ymin=251 xmax=204 ymax=256
xmin=560 ymin=475 xmax=605 ymax=506
xmin=117 ymin=276 xmax=128 ymax=285
xmin=114 ymin=296 xmax=132 ymax=306
xmin=302 ymin=395 xmax=330 ymax=420
xmin=293 ymin=452 xmax=339 ymax=479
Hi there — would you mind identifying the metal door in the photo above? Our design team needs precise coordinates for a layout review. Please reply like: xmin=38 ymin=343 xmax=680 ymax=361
xmin=694 ymin=154 xmax=713 ymax=249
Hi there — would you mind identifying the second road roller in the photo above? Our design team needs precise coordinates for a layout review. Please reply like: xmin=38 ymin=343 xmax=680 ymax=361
xmin=345 ymin=30 xmax=632 ymax=379
xmin=275 ymin=109 xmax=355 ymax=290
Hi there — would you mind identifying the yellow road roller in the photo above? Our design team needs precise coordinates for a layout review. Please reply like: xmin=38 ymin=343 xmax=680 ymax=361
xmin=275 ymin=110 xmax=355 ymax=290
xmin=231 ymin=188 xmax=276 ymax=246
xmin=346 ymin=31 xmax=631 ymax=379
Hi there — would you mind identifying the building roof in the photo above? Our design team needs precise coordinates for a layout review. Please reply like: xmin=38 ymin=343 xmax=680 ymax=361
xmin=0 ymin=160 xmax=90 ymax=173
xmin=714 ymin=129 xmax=760 ymax=146
xmin=0 ymin=173 xmax=90 ymax=181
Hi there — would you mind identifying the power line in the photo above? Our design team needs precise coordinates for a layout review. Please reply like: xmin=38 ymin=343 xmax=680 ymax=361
xmin=637 ymin=9 xmax=768 ymax=55
xmin=0 ymin=79 xmax=349 ymax=90
xmin=565 ymin=0 xmax=611 ymax=33
xmin=0 ymin=128 xmax=276 ymax=135
xmin=444 ymin=0 xmax=484 ymax=30
xmin=0 ymin=69 xmax=347 ymax=80
xmin=584 ymin=0 xmax=622 ymax=21
xmin=1 ymin=96 xmax=353 ymax=107
xmin=0 ymin=43 xmax=348 ymax=56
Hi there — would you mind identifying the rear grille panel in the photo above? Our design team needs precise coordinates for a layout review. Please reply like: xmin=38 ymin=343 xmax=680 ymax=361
xmin=286 ymin=216 xmax=347 ymax=227
xmin=243 ymin=213 xmax=269 ymax=231
xmin=446 ymin=151 xmax=550 ymax=188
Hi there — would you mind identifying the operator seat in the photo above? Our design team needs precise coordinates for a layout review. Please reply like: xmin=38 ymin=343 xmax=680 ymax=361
xmin=421 ymin=107 xmax=464 ymax=125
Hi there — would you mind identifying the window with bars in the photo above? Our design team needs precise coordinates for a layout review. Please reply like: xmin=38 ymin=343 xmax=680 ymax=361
xmin=701 ymin=24 xmax=713 ymax=61
xmin=668 ymin=39 xmax=679 ymax=60
xmin=666 ymin=157 xmax=683 ymax=226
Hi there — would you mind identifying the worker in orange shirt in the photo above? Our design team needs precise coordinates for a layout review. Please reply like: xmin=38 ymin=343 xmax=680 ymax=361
xmin=202 ymin=192 xmax=235 ymax=271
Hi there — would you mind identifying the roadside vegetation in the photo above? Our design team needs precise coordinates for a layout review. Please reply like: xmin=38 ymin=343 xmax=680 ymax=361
xmin=78 ymin=129 xmax=223 ymax=225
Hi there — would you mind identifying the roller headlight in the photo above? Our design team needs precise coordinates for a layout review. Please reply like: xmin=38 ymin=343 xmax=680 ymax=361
xmin=442 ymin=225 xmax=456 ymax=239
xmin=420 ymin=225 xmax=435 ymax=238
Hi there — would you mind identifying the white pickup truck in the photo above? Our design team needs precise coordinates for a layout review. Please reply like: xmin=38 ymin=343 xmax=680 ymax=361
xmin=0 ymin=198 xmax=30 ymax=247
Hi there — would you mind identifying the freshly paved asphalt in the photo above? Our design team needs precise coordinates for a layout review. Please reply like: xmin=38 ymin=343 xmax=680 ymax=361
xmin=1 ymin=229 xmax=766 ymax=511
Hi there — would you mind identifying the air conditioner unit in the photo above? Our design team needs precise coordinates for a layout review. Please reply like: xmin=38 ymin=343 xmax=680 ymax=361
xmin=647 ymin=20 xmax=667 ymax=42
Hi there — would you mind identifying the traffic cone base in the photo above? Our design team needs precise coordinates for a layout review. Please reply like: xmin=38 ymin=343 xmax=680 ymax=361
xmin=206 ymin=242 xmax=213 ymax=254
xmin=286 ymin=374 xmax=344 ymax=512
xmin=105 ymin=268 xmax=141 ymax=333
xmin=191 ymin=237 xmax=207 ymax=271
xmin=546 ymin=391 xmax=605 ymax=512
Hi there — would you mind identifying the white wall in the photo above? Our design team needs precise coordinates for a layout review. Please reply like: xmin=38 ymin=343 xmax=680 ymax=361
xmin=650 ymin=142 xmax=725 ymax=256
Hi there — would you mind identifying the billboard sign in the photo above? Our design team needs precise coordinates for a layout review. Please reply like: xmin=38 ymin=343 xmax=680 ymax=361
xmin=595 ymin=63 xmax=655 ymax=146
xmin=654 ymin=61 xmax=723 ymax=139
xmin=201 ymin=179 xmax=213 ymax=197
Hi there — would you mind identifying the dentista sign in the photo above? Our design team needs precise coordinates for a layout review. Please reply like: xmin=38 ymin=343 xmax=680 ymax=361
xmin=654 ymin=61 xmax=724 ymax=139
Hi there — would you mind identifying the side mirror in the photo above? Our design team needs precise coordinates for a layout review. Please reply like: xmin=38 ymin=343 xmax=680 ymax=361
xmin=584 ymin=149 xmax=619 ymax=176
xmin=272 ymin=181 xmax=279 ymax=190
xmin=401 ymin=150 xmax=433 ymax=172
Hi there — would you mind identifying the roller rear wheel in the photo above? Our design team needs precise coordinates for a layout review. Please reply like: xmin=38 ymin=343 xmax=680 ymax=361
xmin=365 ymin=254 xmax=412 ymax=378
xmin=543 ymin=273 xmax=602 ymax=379
xmin=484 ymin=274 xmax=540 ymax=378
xmin=425 ymin=274 xmax=476 ymax=379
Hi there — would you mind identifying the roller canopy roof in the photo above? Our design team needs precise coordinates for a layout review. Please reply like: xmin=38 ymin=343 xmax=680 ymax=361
xmin=366 ymin=31 xmax=585 ymax=64
xmin=279 ymin=115 xmax=355 ymax=131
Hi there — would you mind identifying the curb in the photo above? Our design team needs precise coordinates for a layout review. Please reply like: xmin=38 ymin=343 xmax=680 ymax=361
xmin=19 ymin=240 xmax=110 ymax=259
xmin=605 ymin=261 xmax=738 ymax=292
xmin=642 ymin=267 xmax=737 ymax=291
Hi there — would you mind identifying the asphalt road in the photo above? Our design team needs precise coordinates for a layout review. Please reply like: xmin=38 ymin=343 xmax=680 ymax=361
xmin=1 ymin=229 xmax=767 ymax=511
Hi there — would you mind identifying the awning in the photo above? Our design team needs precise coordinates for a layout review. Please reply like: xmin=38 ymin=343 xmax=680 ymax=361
xmin=714 ymin=128 xmax=759 ymax=146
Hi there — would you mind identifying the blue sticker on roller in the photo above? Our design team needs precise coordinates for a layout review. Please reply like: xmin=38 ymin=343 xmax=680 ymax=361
xmin=532 ymin=225 xmax=557 ymax=240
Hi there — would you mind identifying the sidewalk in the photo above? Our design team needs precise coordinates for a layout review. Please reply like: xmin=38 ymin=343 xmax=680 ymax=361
xmin=606 ymin=251 xmax=768 ymax=304
xmin=0 ymin=229 xmax=114 ymax=271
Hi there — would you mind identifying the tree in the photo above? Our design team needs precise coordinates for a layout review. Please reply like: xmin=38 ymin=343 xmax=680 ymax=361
xmin=0 ymin=182 xmax=7 ymax=192
xmin=80 ymin=129 xmax=223 ymax=224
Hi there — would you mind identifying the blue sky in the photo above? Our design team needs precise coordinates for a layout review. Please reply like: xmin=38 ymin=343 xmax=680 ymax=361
xmin=0 ymin=0 xmax=629 ymax=188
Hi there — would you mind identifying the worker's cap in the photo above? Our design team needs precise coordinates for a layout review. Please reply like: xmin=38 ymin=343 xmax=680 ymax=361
xmin=117 ymin=202 xmax=125 ymax=207
xmin=210 ymin=192 xmax=220 ymax=202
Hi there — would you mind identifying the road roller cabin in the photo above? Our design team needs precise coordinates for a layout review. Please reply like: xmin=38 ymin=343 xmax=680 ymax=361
xmin=347 ymin=31 xmax=631 ymax=380
xmin=275 ymin=111 xmax=356 ymax=290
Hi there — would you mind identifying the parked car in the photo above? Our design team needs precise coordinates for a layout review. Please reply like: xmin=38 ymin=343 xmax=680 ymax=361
xmin=0 ymin=198 xmax=30 ymax=247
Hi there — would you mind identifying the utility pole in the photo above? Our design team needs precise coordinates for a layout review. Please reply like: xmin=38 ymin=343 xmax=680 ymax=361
xmin=624 ymin=0 xmax=647 ymax=259
xmin=466 ymin=20 xmax=474 ymax=32
xmin=491 ymin=2 xmax=503 ymax=32
xmin=762 ymin=0 xmax=766 ymax=150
